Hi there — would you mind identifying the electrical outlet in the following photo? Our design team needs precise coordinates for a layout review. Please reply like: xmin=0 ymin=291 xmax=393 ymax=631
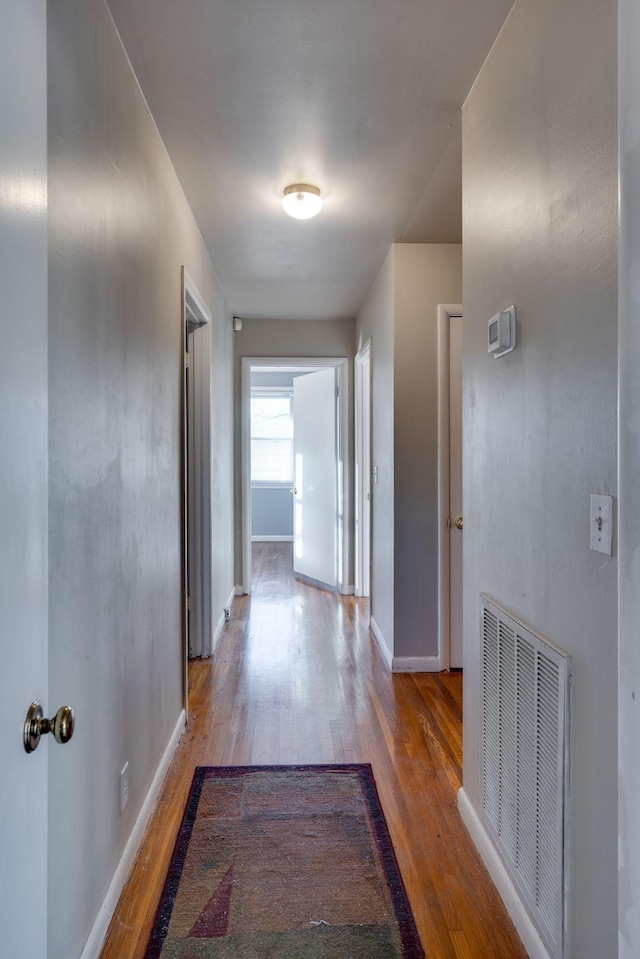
xmin=224 ymin=607 xmax=230 ymax=622
xmin=120 ymin=762 xmax=129 ymax=814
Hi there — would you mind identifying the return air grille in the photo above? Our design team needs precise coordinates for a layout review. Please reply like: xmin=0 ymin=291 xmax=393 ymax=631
xmin=480 ymin=595 xmax=570 ymax=959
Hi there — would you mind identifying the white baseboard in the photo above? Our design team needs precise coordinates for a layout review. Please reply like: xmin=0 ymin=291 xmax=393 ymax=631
xmin=212 ymin=585 xmax=238 ymax=650
xmin=79 ymin=709 xmax=186 ymax=959
xmin=370 ymin=616 xmax=393 ymax=670
xmin=235 ymin=584 xmax=245 ymax=596
xmin=457 ymin=787 xmax=551 ymax=959
xmin=251 ymin=535 xmax=293 ymax=542
xmin=213 ymin=608 xmax=225 ymax=649
xmin=392 ymin=655 xmax=440 ymax=672
xmin=341 ymin=585 xmax=355 ymax=595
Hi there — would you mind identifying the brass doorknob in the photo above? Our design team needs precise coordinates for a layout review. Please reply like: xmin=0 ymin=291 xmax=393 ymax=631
xmin=24 ymin=702 xmax=75 ymax=753
xmin=454 ymin=516 xmax=463 ymax=530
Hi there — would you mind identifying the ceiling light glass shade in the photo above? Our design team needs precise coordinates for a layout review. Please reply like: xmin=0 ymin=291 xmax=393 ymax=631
xmin=281 ymin=183 xmax=323 ymax=220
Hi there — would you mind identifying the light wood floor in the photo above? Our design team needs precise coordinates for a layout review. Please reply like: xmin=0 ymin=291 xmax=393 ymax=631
xmin=99 ymin=543 xmax=527 ymax=959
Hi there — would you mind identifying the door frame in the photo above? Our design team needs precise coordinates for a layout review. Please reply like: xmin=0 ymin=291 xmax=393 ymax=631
xmin=354 ymin=338 xmax=372 ymax=597
xmin=437 ymin=304 xmax=463 ymax=672
xmin=241 ymin=356 xmax=349 ymax=595
xmin=181 ymin=267 xmax=213 ymax=711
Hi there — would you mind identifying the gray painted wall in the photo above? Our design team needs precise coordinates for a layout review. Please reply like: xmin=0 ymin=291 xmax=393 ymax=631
xmin=251 ymin=488 xmax=294 ymax=537
xmin=462 ymin=0 xmax=618 ymax=955
xmin=47 ymin=3 xmax=234 ymax=957
xmin=619 ymin=0 xmax=640 ymax=953
xmin=355 ymin=245 xmax=462 ymax=661
xmin=251 ymin=371 xmax=297 ymax=389
xmin=394 ymin=244 xmax=461 ymax=659
xmin=234 ymin=318 xmax=355 ymax=584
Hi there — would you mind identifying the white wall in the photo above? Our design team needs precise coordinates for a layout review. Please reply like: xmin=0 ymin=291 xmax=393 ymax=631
xmin=210 ymin=319 xmax=235 ymax=631
xmin=47 ymin=2 xmax=235 ymax=957
xmin=462 ymin=0 xmax=618 ymax=955
xmin=356 ymin=251 xmax=395 ymax=652
xmin=233 ymin=318 xmax=355 ymax=584
xmin=618 ymin=0 xmax=640 ymax=953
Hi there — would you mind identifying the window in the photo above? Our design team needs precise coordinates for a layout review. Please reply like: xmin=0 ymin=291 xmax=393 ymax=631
xmin=250 ymin=391 xmax=293 ymax=484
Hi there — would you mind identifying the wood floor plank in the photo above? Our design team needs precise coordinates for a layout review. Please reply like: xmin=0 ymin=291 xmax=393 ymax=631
xmin=99 ymin=543 xmax=527 ymax=959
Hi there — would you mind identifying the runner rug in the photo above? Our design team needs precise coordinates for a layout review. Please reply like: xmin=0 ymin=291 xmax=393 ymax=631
xmin=144 ymin=764 xmax=425 ymax=958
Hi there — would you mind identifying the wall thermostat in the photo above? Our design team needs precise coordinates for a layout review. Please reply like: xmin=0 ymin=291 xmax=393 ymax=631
xmin=488 ymin=306 xmax=516 ymax=357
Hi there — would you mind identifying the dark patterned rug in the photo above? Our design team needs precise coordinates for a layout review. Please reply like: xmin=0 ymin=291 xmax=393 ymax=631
xmin=144 ymin=764 xmax=425 ymax=958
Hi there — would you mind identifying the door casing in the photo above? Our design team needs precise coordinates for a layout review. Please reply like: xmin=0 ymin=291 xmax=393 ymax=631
xmin=354 ymin=339 xmax=372 ymax=598
xmin=437 ymin=305 xmax=464 ymax=671
xmin=181 ymin=268 xmax=213 ymax=696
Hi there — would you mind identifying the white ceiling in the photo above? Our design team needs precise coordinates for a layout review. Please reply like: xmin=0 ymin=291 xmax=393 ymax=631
xmin=107 ymin=0 xmax=513 ymax=320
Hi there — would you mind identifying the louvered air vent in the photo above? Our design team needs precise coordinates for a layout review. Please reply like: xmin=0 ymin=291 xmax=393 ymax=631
xmin=480 ymin=595 xmax=571 ymax=959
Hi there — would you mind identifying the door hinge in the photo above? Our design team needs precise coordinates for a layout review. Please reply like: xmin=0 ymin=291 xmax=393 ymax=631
xmin=186 ymin=595 xmax=192 ymax=612
xmin=185 ymin=351 xmax=190 ymax=369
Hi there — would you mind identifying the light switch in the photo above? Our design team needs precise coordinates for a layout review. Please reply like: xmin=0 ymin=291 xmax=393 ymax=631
xmin=590 ymin=494 xmax=613 ymax=555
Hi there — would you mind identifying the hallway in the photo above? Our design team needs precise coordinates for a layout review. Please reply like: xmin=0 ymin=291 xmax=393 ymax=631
xmin=100 ymin=544 xmax=526 ymax=959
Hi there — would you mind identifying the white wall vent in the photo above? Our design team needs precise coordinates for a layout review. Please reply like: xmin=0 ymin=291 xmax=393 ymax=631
xmin=480 ymin=594 xmax=571 ymax=959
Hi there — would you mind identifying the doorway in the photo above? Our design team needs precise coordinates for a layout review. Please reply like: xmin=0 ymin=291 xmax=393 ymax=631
xmin=437 ymin=305 xmax=464 ymax=670
xmin=241 ymin=357 xmax=349 ymax=596
xmin=182 ymin=268 xmax=213 ymax=709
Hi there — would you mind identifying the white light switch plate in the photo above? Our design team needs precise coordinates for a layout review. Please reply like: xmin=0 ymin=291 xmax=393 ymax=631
xmin=590 ymin=494 xmax=612 ymax=555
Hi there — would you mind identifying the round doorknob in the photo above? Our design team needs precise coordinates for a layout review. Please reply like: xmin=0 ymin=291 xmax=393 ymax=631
xmin=51 ymin=705 xmax=75 ymax=744
xmin=454 ymin=516 xmax=464 ymax=530
xmin=24 ymin=702 xmax=75 ymax=753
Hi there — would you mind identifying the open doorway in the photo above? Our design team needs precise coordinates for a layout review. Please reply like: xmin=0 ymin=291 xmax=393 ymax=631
xmin=241 ymin=357 xmax=349 ymax=596
xmin=181 ymin=268 xmax=213 ymax=711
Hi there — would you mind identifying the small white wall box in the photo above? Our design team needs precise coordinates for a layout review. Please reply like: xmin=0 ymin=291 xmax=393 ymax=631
xmin=488 ymin=306 xmax=516 ymax=357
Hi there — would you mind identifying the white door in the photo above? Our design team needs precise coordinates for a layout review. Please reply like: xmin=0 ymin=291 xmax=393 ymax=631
xmin=355 ymin=343 xmax=371 ymax=597
xmin=0 ymin=3 xmax=49 ymax=955
xmin=449 ymin=314 xmax=464 ymax=668
xmin=293 ymin=369 xmax=338 ymax=588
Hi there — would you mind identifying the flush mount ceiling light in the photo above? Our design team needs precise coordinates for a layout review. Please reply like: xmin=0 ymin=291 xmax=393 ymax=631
xmin=281 ymin=183 xmax=323 ymax=220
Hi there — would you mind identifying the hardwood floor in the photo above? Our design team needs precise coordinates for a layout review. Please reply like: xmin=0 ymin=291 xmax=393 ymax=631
xmin=99 ymin=543 xmax=527 ymax=959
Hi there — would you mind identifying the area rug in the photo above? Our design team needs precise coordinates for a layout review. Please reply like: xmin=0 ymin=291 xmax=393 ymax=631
xmin=144 ymin=764 xmax=425 ymax=958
